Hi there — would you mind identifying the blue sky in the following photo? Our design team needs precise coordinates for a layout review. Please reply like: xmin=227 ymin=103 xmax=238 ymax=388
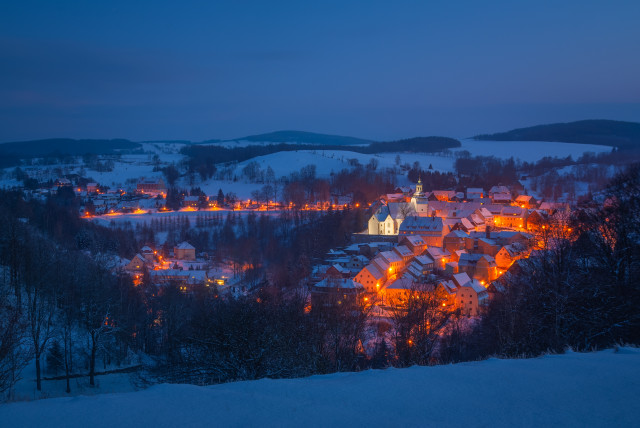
xmin=1 ymin=0 xmax=639 ymax=142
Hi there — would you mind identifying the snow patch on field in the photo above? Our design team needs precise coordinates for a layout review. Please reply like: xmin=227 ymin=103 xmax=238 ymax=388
xmin=2 ymin=348 xmax=638 ymax=427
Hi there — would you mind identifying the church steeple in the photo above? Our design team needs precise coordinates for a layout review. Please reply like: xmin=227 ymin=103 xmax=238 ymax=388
xmin=415 ymin=175 xmax=423 ymax=196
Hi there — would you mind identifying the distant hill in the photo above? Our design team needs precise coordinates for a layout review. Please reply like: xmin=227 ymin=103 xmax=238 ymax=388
xmin=183 ymin=135 xmax=460 ymax=166
xmin=234 ymin=130 xmax=375 ymax=146
xmin=0 ymin=138 xmax=142 ymax=158
xmin=474 ymin=120 xmax=640 ymax=150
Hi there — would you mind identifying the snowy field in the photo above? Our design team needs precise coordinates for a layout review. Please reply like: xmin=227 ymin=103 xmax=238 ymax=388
xmin=199 ymin=139 xmax=612 ymax=198
xmin=2 ymin=348 xmax=638 ymax=428
xmin=0 ymin=139 xmax=614 ymax=200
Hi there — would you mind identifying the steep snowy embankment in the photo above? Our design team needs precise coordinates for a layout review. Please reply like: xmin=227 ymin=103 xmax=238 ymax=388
xmin=1 ymin=348 xmax=638 ymax=427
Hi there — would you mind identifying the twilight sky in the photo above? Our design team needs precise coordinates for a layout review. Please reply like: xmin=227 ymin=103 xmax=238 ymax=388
xmin=1 ymin=0 xmax=639 ymax=142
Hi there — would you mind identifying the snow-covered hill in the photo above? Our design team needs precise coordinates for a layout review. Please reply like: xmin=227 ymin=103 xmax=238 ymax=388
xmin=2 ymin=348 xmax=638 ymax=428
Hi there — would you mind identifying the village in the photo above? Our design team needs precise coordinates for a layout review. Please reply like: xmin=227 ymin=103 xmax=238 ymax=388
xmin=310 ymin=178 xmax=568 ymax=316
xmin=37 ymin=176 xmax=355 ymax=217
xmin=105 ymin=173 xmax=568 ymax=320
xmin=5 ymin=158 xmax=576 ymax=322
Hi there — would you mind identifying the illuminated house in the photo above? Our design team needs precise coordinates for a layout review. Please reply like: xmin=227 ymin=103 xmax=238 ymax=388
xmin=495 ymin=243 xmax=528 ymax=269
xmin=124 ymin=254 xmax=148 ymax=273
xmin=515 ymin=194 xmax=537 ymax=209
xmin=443 ymin=230 xmax=471 ymax=253
xmin=183 ymin=196 xmax=200 ymax=208
xmin=393 ymin=245 xmax=414 ymax=264
xmin=54 ymin=178 xmax=72 ymax=188
xmin=141 ymin=246 xmax=155 ymax=262
xmin=400 ymin=235 xmax=428 ymax=255
xmin=325 ymin=264 xmax=352 ymax=279
xmin=354 ymin=264 xmax=385 ymax=292
xmin=436 ymin=280 xmax=458 ymax=306
xmin=466 ymin=187 xmax=484 ymax=200
xmin=311 ymin=278 xmax=365 ymax=308
xmin=398 ymin=216 xmax=449 ymax=247
xmin=136 ymin=177 xmax=167 ymax=195
xmin=374 ymin=250 xmax=404 ymax=273
xmin=489 ymin=185 xmax=510 ymax=199
xmin=431 ymin=190 xmax=457 ymax=202
xmin=425 ymin=247 xmax=451 ymax=269
xmin=383 ymin=277 xmax=420 ymax=306
xmin=458 ymin=253 xmax=498 ymax=283
xmin=174 ymin=241 xmax=196 ymax=260
xmin=409 ymin=254 xmax=435 ymax=275
xmin=346 ymin=255 xmax=370 ymax=271
xmin=494 ymin=206 xmax=528 ymax=229
xmin=491 ymin=192 xmax=512 ymax=204
xmin=452 ymin=272 xmax=488 ymax=316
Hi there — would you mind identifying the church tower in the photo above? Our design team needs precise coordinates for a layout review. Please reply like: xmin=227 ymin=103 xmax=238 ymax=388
xmin=415 ymin=176 xmax=423 ymax=196
xmin=411 ymin=175 xmax=428 ymax=214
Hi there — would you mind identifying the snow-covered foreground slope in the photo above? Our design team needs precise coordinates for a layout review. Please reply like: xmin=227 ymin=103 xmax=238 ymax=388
xmin=2 ymin=348 xmax=638 ymax=428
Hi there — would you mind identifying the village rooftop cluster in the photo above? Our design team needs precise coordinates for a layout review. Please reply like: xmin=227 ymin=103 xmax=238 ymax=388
xmin=311 ymin=179 xmax=568 ymax=315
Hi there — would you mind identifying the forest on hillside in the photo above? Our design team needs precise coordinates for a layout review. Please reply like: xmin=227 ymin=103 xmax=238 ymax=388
xmin=475 ymin=119 xmax=640 ymax=150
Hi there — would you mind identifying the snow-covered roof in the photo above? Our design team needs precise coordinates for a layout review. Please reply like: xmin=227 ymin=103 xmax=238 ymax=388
xmin=362 ymin=264 xmax=384 ymax=280
xmin=446 ymin=230 xmax=470 ymax=238
xmin=439 ymin=280 xmax=458 ymax=294
xmin=478 ymin=237 xmax=497 ymax=246
xmin=315 ymin=278 xmax=364 ymax=289
xmin=385 ymin=277 xmax=414 ymax=290
xmin=374 ymin=205 xmax=391 ymax=222
xmin=458 ymin=253 xmax=484 ymax=266
xmin=399 ymin=216 xmax=445 ymax=233
xmin=373 ymin=257 xmax=390 ymax=272
xmin=329 ymin=264 xmax=350 ymax=274
xmin=492 ymin=192 xmax=512 ymax=201
xmin=176 ymin=241 xmax=195 ymax=250
xmin=500 ymin=206 xmax=526 ymax=216
xmin=467 ymin=187 xmax=483 ymax=195
xmin=468 ymin=280 xmax=488 ymax=294
xmin=489 ymin=185 xmax=509 ymax=194
xmin=460 ymin=218 xmax=474 ymax=230
xmin=515 ymin=194 xmax=534 ymax=202
xmin=351 ymin=255 xmax=370 ymax=263
xmin=425 ymin=248 xmax=450 ymax=261
xmin=413 ymin=255 xmax=434 ymax=266
xmin=393 ymin=245 xmax=413 ymax=258
xmin=453 ymin=272 xmax=472 ymax=287
xmin=402 ymin=235 xmax=426 ymax=247
xmin=379 ymin=250 xmax=402 ymax=264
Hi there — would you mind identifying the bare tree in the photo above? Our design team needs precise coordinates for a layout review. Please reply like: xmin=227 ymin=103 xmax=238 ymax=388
xmin=81 ymin=261 xmax=116 ymax=387
xmin=391 ymin=283 xmax=452 ymax=367
xmin=0 ymin=302 xmax=28 ymax=399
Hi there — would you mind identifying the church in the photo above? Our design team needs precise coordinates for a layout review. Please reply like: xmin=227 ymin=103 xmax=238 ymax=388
xmin=368 ymin=177 xmax=429 ymax=236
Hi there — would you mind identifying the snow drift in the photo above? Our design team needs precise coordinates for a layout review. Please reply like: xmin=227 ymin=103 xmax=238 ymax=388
xmin=1 ymin=348 xmax=638 ymax=427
